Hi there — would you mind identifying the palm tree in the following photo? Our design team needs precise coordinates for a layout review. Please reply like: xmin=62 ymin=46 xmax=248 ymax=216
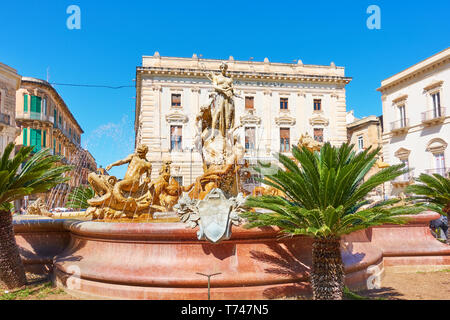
xmin=406 ymin=173 xmax=450 ymax=243
xmin=66 ymin=185 xmax=94 ymax=210
xmin=242 ymin=143 xmax=420 ymax=300
xmin=0 ymin=143 xmax=72 ymax=289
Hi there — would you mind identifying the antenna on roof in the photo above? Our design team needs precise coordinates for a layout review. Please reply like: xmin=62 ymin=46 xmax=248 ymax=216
xmin=46 ymin=67 xmax=50 ymax=82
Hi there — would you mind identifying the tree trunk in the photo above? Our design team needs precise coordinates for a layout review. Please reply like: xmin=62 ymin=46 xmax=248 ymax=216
xmin=311 ymin=237 xmax=344 ymax=300
xmin=0 ymin=211 xmax=27 ymax=289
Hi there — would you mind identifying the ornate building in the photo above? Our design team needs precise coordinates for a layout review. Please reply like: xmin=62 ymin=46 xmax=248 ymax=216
xmin=0 ymin=62 xmax=21 ymax=154
xmin=15 ymin=77 xmax=96 ymax=208
xmin=378 ymin=48 xmax=450 ymax=196
xmin=135 ymin=53 xmax=351 ymax=187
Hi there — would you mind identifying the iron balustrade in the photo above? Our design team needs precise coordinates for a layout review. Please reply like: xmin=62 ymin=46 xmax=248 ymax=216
xmin=393 ymin=168 xmax=415 ymax=182
xmin=390 ymin=118 xmax=409 ymax=131
xmin=421 ymin=107 xmax=446 ymax=122
xmin=17 ymin=112 xmax=54 ymax=123
xmin=425 ymin=168 xmax=449 ymax=177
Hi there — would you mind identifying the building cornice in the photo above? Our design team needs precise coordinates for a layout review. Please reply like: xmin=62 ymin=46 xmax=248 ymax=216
xmin=137 ymin=66 xmax=352 ymax=85
xmin=377 ymin=48 xmax=450 ymax=93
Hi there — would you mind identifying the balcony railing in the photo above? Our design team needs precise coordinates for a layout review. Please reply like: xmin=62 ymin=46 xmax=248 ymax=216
xmin=393 ymin=168 xmax=415 ymax=183
xmin=425 ymin=168 xmax=449 ymax=177
xmin=390 ymin=118 xmax=410 ymax=133
xmin=421 ymin=107 xmax=446 ymax=124
xmin=0 ymin=113 xmax=11 ymax=126
xmin=16 ymin=112 xmax=54 ymax=123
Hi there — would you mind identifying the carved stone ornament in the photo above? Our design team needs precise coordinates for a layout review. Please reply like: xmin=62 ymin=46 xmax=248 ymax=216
xmin=165 ymin=111 xmax=188 ymax=123
xmin=240 ymin=112 xmax=261 ymax=125
xmin=174 ymin=189 xmax=246 ymax=243
xmin=275 ymin=115 xmax=296 ymax=126
xmin=309 ymin=114 xmax=329 ymax=126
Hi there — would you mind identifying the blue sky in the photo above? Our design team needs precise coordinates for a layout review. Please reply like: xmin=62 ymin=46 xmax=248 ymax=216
xmin=1 ymin=0 xmax=449 ymax=178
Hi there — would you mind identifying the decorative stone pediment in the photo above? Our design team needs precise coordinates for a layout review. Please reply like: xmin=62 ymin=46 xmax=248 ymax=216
xmin=240 ymin=111 xmax=261 ymax=125
xmin=165 ymin=111 xmax=188 ymax=123
xmin=426 ymin=138 xmax=447 ymax=154
xmin=275 ymin=115 xmax=296 ymax=126
xmin=392 ymin=94 xmax=408 ymax=104
xmin=424 ymin=80 xmax=443 ymax=92
xmin=309 ymin=114 xmax=329 ymax=126
xmin=394 ymin=147 xmax=411 ymax=160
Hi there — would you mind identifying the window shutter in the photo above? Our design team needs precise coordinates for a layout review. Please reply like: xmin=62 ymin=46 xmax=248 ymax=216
xmin=24 ymin=95 xmax=28 ymax=112
xmin=23 ymin=128 xmax=28 ymax=146
xmin=43 ymin=130 xmax=47 ymax=148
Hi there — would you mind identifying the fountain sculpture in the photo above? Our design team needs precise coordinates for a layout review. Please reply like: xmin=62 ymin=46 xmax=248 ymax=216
xmin=14 ymin=61 xmax=450 ymax=301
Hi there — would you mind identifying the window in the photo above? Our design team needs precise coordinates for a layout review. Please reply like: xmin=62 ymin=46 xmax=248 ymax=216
xmin=170 ymin=125 xmax=182 ymax=151
xmin=434 ymin=153 xmax=445 ymax=176
xmin=30 ymin=96 xmax=42 ymax=114
xmin=171 ymin=94 xmax=181 ymax=107
xmin=357 ymin=135 xmax=364 ymax=150
xmin=401 ymin=159 xmax=410 ymax=180
xmin=23 ymin=128 xmax=28 ymax=146
xmin=314 ymin=99 xmax=322 ymax=111
xmin=43 ymin=98 xmax=47 ymax=115
xmin=280 ymin=98 xmax=288 ymax=110
xmin=314 ymin=128 xmax=324 ymax=143
xmin=431 ymin=92 xmax=442 ymax=117
xmin=24 ymin=94 xmax=28 ymax=112
xmin=245 ymin=96 xmax=254 ymax=109
xmin=280 ymin=128 xmax=290 ymax=152
xmin=30 ymin=129 xmax=42 ymax=153
xmin=53 ymin=139 xmax=56 ymax=154
xmin=245 ymin=127 xmax=256 ymax=151
xmin=399 ymin=105 xmax=407 ymax=127
xmin=43 ymin=131 xmax=47 ymax=148
xmin=173 ymin=176 xmax=183 ymax=186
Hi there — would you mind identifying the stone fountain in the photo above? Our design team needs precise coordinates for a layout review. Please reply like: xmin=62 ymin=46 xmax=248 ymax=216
xmin=13 ymin=62 xmax=450 ymax=300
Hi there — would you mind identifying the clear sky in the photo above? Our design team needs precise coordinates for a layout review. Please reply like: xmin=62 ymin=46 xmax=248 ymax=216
xmin=1 ymin=0 xmax=449 ymax=178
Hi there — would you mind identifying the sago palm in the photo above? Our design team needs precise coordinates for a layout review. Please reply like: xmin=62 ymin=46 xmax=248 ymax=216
xmin=0 ymin=143 xmax=72 ymax=289
xmin=406 ymin=173 xmax=450 ymax=243
xmin=242 ymin=143 xmax=419 ymax=300
xmin=66 ymin=185 xmax=94 ymax=210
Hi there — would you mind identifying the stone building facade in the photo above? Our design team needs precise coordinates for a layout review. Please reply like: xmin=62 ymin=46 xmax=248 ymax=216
xmin=0 ymin=62 xmax=21 ymax=154
xmin=135 ymin=53 xmax=351 ymax=187
xmin=378 ymin=48 xmax=450 ymax=196
xmin=15 ymin=77 xmax=96 ymax=208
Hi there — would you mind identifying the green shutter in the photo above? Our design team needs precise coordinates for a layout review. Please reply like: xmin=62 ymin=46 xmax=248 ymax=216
xmin=30 ymin=96 xmax=42 ymax=114
xmin=59 ymin=143 xmax=61 ymax=155
xmin=43 ymin=131 xmax=47 ymax=148
xmin=30 ymin=129 xmax=42 ymax=152
xmin=24 ymin=95 xmax=28 ymax=112
xmin=23 ymin=128 xmax=28 ymax=146
xmin=53 ymin=139 xmax=56 ymax=154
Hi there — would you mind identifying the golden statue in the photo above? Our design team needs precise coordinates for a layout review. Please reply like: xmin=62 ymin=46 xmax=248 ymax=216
xmin=86 ymin=145 xmax=153 ymax=219
xmin=297 ymin=133 xmax=323 ymax=152
xmin=86 ymin=148 xmax=195 ymax=219
xmin=27 ymin=198 xmax=52 ymax=217
xmin=206 ymin=62 xmax=237 ymax=139
xmin=149 ymin=161 xmax=193 ymax=211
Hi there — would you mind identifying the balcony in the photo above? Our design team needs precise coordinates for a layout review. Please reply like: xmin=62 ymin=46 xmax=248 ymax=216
xmin=424 ymin=167 xmax=449 ymax=177
xmin=421 ymin=107 xmax=446 ymax=125
xmin=390 ymin=118 xmax=410 ymax=135
xmin=0 ymin=113 xmax=11 ymax=126
xmin=392 ymin=168 xmax=414 ymax=188
xmin=16 ymin=112 xmax=54 ymax=123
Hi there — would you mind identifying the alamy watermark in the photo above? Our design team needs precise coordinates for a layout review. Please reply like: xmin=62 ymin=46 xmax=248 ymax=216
xmin=66 ymin=5 xmax=81 ymax=30
xmin=366 ymin=5 xmax=381 ymax=30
